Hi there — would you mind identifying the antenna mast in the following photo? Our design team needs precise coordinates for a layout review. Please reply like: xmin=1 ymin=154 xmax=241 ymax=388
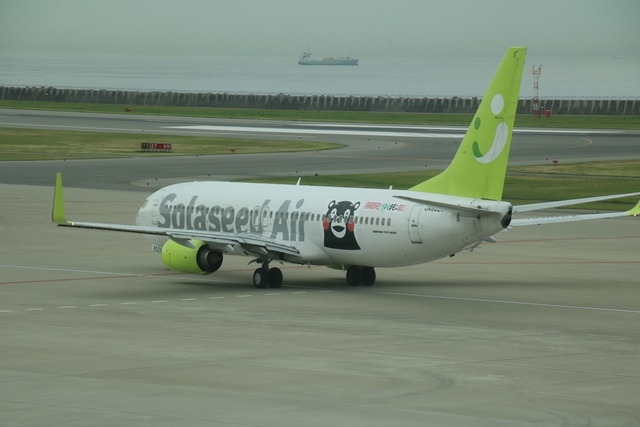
xmin=532 ymin=65 xmax=542 ymax=116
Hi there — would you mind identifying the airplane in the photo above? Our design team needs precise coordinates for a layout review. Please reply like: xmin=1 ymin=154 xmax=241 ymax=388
xmin=52 ymin=46 xmax=640 ymax=289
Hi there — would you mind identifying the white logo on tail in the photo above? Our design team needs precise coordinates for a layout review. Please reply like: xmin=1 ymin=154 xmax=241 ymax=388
xmin=473 ymin=94 xmax=509 ymax=164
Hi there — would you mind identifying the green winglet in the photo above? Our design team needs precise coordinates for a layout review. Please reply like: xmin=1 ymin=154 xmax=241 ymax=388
xmin=52 ymin=173 xmax=68 ymax=224
xmin=628 ymin=200 xmax=640 ymax=217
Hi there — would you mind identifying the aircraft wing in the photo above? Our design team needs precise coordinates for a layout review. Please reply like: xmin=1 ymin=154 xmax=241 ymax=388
xmin=167 ymin=229 xmax=300 ymax=257
xmin=56 ymin=219 xmax=300 ymax=257
xmin=52 ymin=174 xmax=300 ymax=257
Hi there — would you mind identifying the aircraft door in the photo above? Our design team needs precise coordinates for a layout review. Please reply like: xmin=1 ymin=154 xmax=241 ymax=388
xmin=408 ymin=205 xmax=422 ymax=243
xmin=252 ymin=206 xmax=261 ymax=229
xmin=261 ymin=206 xmax=271 ymax=228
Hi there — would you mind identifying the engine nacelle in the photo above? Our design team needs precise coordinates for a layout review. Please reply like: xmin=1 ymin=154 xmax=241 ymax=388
xmin=161 ymin=239 xmax=223 ymax=274
xmin=501 ymin=206 xmax=513 ymax=228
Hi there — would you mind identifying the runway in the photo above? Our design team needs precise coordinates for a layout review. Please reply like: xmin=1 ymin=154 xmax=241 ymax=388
xmin=1 ymin=108 xmax=639 ymax=190
xmin=1 ymin=110 xmax=640 ymax=425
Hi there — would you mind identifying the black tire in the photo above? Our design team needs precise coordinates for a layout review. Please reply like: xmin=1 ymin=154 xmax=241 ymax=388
xmin=346 ymin=265 xmax=362 ymax=286
xmin=253 ymin=268 xmax=268 ymax=288
xmin=361 ymin=267 xmax=376 ymax=286
xmin=268 ymin=268 xmax=283 ymax=288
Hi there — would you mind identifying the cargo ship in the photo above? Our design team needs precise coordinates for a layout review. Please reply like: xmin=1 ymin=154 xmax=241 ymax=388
xmin=297 ymin=48 xmax=358 ymax=66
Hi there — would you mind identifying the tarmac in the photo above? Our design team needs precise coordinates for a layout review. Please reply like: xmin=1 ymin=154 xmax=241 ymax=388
xmin=1 ymin=182 xmax=639 ymax=426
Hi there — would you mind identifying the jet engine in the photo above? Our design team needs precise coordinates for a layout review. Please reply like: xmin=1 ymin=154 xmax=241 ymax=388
xmin=501 ymin=206 xmax=513 ymax=228
xmin=161 ymin=239 xmax=223 ymax=274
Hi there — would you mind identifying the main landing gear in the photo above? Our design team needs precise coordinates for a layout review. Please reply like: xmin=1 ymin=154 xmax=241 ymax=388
xmin=252 ymin=264 xmax=283 ymax=289
xmin=250 ymin=261 xmax=375 ymax=289
xmin=346 ymin=265 xmax=376 ymax=286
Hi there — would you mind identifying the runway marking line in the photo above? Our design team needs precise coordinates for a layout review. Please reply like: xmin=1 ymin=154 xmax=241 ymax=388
xmin=2 ymin=285 xmax=639 ymax=315
xmin=0 ymin=288 xmax=329 ymax=313
xmin=501 ymin=236 xmax=640 ymax=244
xmin=442 ymin=261 xmax=639 ymax=266
xmin=0 ymin=264 xmax=184 ymax=285
xmin=549 ymin=137 xmax=594 ymax=151
xmin=364 ymin=290 xmax=640 ymax=314
xmin=162 ymin=124 xmax=464 ymax=140
xmin=0 ymin=264 xmax=304 ymax=285
xmin=294 ymin=152 xmax=449 ymax=163
xmin=0 ymin=275 xmax=144 ymax=286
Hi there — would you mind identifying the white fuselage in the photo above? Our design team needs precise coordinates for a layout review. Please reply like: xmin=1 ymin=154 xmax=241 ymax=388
xmin=135 ymin=181 xmax=511 ymax=268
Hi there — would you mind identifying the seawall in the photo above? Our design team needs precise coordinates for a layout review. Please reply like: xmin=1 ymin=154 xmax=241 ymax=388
xmin=2 ymin=86 xmax=639 ymax=115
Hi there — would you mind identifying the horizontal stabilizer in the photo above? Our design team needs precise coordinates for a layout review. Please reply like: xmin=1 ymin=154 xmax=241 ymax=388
xmin=512 ymin=199 xmax=640 ymax=227
xmin=513 ymin=192 xmax=640 ymax=213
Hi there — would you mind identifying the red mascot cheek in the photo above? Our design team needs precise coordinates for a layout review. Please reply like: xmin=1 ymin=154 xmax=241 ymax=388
xmin=323 ymin=218 xmax=330 ymax=230
xmin=347 ymin=220 xmax=355 ymax=232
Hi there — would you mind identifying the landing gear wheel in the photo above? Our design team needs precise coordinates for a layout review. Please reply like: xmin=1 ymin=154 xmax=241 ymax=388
xmin=253 ymin=268 xmax=268 ymax=289
xmin=268 ymin=268 xmax=283 ymax=288
xmin=361 ymin=267 xmax=376 ymax=286
xmin=346 ymin=265 xmax=362 ymax=286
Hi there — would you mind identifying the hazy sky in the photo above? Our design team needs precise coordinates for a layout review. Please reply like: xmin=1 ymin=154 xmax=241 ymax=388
xmin=1 ymin=0 xmax=638 ymax=58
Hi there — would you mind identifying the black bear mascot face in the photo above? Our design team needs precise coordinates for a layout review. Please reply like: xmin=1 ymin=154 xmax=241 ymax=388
xmin=323 ymin=200 xmax=361 ymax=250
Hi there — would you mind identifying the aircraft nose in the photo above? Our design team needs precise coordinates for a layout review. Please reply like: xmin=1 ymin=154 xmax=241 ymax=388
xmin=136 ymin=196 xmax=153 ymax=226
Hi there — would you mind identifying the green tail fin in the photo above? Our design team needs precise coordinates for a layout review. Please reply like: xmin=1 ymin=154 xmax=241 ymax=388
xmin=409 ymin=46 xmax=527 ymax=201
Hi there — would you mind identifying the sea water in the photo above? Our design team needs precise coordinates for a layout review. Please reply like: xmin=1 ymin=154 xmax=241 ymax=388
xmin=0 ymin=51 xmax=638 ymax=99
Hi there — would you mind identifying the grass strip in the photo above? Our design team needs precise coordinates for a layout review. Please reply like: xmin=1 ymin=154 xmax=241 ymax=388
xmin=0 ymin=128 xmax=342 ymax=161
